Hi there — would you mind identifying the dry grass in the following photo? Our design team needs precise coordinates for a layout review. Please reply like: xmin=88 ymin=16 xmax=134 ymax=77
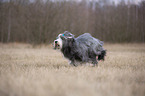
xmin=0 ymin=43 xmax=145 ymax=96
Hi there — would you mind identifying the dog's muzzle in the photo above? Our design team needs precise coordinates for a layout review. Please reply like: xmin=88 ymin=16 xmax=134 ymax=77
xmin=53 ymin=40 xmax=60 ymax=49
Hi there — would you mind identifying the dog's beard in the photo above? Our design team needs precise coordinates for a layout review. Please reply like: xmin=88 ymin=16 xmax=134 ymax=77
xmin=53 ymin=36 xmax=63 ymax=49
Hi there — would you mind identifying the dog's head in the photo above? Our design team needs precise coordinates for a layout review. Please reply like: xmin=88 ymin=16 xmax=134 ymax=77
xmin=53 ymin=31 xmax=75 ymax=49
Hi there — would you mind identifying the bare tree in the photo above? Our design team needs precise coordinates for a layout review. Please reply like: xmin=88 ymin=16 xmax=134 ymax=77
xmin=0 ymin=0 xmax=144 ymax=44
xmin=7 ymin=1 xmax=11 ymax=42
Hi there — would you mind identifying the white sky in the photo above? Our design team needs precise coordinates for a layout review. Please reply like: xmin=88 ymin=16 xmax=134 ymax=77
xmin=4 ymin=0 xmax=143 ymax=4
xmin=84 ymin=0 xmax=142 ymax=4
xmin=53 ymin=0 xmax=143 ymax=5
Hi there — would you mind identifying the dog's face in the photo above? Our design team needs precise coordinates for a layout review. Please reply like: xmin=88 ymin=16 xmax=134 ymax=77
xmin=53 ymin=31 xmax=74 ymax=49
xmin=54 ymin=34 xmax=63 ymax=49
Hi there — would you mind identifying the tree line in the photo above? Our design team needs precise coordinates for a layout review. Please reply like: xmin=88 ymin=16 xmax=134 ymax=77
xmin=0 ymin=0 xmax=145 ymax=44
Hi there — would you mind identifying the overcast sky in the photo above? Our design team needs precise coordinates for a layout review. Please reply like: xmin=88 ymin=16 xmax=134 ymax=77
xmin=106 ymin=0 xmax=142 ymax=4
xmin=2 ymin=0 xmax=143 ymax=5
xmin=50 ymin=0 xmax=143 ymax=4
xmin=80 ymin=0 xmax=143 ymax=4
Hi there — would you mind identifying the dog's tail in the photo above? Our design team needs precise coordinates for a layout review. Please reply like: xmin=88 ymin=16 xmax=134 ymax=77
xmin=98 ymin=50 xmax=106 ymax=61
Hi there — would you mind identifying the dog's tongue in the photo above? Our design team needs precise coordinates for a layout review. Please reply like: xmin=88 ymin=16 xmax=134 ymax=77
xmin=54 ymin=43 xmax=60 ymax=49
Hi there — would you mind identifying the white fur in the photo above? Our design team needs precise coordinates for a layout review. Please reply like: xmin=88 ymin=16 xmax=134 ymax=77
xmin=56 ymin=34 xmax=63 ymax=49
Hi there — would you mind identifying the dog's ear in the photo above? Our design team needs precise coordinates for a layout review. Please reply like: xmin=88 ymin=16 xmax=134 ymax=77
xmin=64 ymin=31 xmax=75 ymax=38
xmin=67 ymin=38 xmax=75 ymax=47
xmin=60 ymin=35 xmax=66 ymax=40
xmin=67 ymin=37 xmax=75 ymax=42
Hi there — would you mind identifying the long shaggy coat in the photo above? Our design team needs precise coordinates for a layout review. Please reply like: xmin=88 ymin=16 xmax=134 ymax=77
xmin=54 ymin=31 xmax=106 ymax=66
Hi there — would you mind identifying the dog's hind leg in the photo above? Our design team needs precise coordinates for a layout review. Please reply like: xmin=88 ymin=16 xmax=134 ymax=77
xmin=98 ymin=50 xmax=106 ymax=61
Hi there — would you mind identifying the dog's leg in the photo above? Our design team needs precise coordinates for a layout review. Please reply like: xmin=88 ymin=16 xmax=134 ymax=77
xmin=91 ymin=57 xmax=98 ymax=67
xmin=69 ymin=59 xmax=77 ymax=67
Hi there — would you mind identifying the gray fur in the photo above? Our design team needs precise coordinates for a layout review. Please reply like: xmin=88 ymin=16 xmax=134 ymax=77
xmin=54 ymin=31 xmax=106 ymax=66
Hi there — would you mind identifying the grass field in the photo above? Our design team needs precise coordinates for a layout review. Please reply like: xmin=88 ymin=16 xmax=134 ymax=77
xmin=0 ymin=43 xmax=145 ymax=96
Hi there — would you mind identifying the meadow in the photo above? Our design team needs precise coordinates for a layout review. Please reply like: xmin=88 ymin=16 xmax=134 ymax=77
xmin=0 ymin=43 xmax=145 ymax=96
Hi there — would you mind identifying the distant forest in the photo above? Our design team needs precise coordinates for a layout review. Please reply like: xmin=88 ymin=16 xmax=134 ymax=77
xmin=0 ymin=0 xmax=145 ymax=44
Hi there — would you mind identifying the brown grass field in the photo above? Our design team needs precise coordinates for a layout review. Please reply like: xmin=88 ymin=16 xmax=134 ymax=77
xmin=0 ymin=43 xmax=145 ymax=96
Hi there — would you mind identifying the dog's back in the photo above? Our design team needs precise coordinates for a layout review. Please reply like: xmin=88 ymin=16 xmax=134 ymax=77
xmin=76 ymin=33 xmax=104 ymax=51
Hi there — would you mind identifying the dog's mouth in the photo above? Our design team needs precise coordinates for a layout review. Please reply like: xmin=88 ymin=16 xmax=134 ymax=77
xmin=53 ymin=40 xmax=60 ymax=49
